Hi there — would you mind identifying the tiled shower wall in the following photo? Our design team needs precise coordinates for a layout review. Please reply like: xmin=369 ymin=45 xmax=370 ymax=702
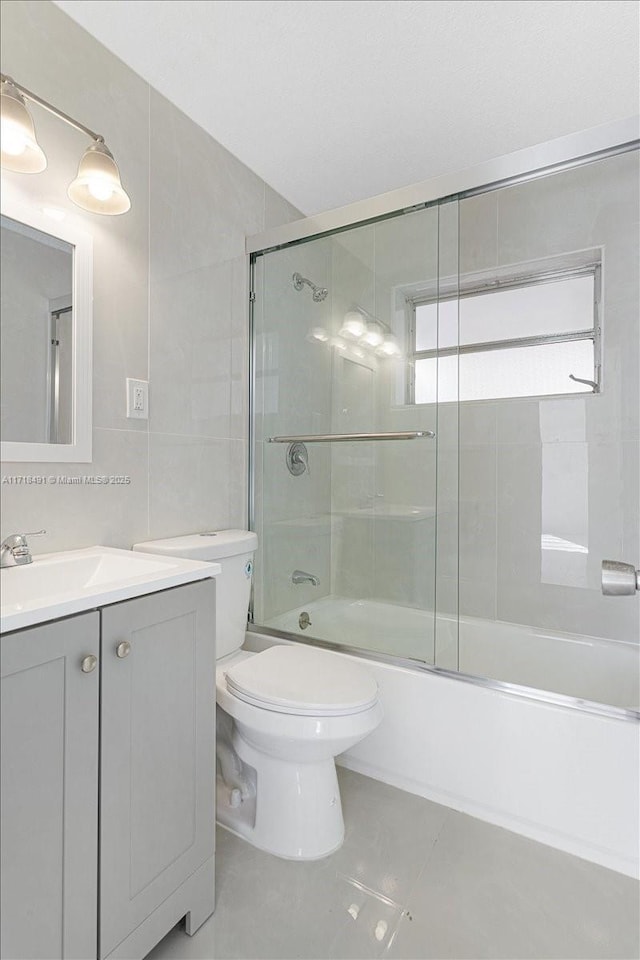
xmin=257 ymin=149 xmax=639 ymax=650
xmin=375 ymin=151 xmax=639 ymax=644
xmin=450 ymin=151 xmax=639 ymax=642
xmin=0 ymin=0 xmax=301 ymax=553
xmin=252 ymin=238 xmax=334 ymax=621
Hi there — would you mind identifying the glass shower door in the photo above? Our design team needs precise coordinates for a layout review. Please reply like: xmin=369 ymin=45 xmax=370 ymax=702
xmin=454 ymin=149 xmax=639 ymax=710
xmin=251 ymin=205 xmax=446 ymax=665
xmin=250 ymin=141 xmax=639 ymax=715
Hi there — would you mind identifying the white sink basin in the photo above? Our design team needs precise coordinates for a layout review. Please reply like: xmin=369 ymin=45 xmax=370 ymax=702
xmin=0 ymin=546 xmax=220 ymax=633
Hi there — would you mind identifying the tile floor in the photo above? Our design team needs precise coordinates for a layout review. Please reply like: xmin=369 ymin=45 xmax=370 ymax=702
xmin=146 ymin=768 xmax=640 ymax=960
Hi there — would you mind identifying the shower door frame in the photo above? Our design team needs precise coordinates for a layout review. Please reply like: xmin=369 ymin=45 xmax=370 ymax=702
xmin=246 ymin=116 xmax=640 ymax=723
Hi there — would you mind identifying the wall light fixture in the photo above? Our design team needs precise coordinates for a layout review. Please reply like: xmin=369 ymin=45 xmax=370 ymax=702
xmin=362 ymin=321 xmax=384 ymax=348
xmin=340 ymin=310 xmax=367 ymax=339
xmin=337 ymin=306 xmax=402 ymax=359
xmin=1 ymin=74 xmax=131 ymax=215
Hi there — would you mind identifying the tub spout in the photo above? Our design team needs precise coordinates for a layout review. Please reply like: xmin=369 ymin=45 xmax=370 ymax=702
xmin=292 ymin=569 xmax=320 ymax=587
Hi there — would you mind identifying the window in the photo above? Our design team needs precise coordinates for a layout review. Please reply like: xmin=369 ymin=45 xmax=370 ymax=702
xmin=408 ymin=266 xmax=600 ymax=404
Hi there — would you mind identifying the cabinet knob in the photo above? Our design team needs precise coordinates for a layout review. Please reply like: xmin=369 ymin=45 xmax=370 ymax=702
xmin=116 ymin=640 xmax=131 ymax=659
xmin=81 ymin=655 xmax=97 ymax=673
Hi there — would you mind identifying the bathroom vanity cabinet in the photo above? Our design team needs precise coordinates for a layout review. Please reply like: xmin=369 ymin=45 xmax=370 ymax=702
xmin=1 ymin=611 xmax=100 ymax=960
xmin=0 ymin=579 xmax=216 ymax=960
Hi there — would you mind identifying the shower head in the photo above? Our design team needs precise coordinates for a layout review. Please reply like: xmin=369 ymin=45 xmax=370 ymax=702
xmin=292 ymin=272 xmax=328 ymax=302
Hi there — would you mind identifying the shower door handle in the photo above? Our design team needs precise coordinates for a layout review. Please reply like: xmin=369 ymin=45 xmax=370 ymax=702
xmin=601 ymin=560 xmax=640 ymax=596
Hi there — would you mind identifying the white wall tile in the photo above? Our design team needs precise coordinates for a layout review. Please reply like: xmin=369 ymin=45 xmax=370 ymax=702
xmin=149 ymin=261 xmax=233 ymax=440
xmin=93 ymin=281 xmax=149 ymax=432
xmin=263 ymin=185 xmax=302 ymax=231
xmin=459 ymin=191 xmax=498 ymax=274
xmin=459 ymin=443 xmax=497 ymax=609
xmin=455 ymin=150 xmax=640 ymax=648
xmin=495 ymin=439 xmax=639 ymax=641
xmin=1 ymin=1 xmax=299 ymax=552
xmin=230 ymin=256 xmax=249 ymax=440
xmin=0 ymin=428 xmax=149 ymax=552
xmin=149 ymin=90 xmax=264 ymax=281
xmin=148 ymin=433 xmax=232 ymax=539
xmin=228 ymin=438 xmax=248 ymax=529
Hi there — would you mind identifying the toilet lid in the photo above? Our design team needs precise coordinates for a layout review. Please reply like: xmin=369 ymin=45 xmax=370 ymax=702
xmin=224 ymin=645 xmax=378 ymax=716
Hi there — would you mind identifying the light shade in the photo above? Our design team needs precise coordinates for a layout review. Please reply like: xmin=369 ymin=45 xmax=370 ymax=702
xmin=67 ymin=141 xmax=131 ymax=215
xmin=1 ymin=81 xmax=47 ymax=173
xmin=340 ymin=310 xmax=366 ymax=339
xmin=362 ymin=322 xmax=384 ymax=348
xmin=308 ymin=326 xmax=329 ymax=342
xmin=376 ymin=336 xmax=402 ymax=358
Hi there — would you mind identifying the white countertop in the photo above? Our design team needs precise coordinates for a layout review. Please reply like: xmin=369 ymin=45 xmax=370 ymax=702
xmin=0 ymin=545 xmax=220 ymax=634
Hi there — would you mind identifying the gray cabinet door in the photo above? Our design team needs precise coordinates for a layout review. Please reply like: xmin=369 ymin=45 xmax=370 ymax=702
xmin=99 ymin=580 xmax=216 ymax=958
xmin=1 ymin=612 xmax=100 ymax=960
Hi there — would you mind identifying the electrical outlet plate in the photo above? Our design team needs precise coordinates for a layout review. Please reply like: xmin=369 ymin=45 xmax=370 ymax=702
xmin=126 ymin=378 xmax=149 ymax=419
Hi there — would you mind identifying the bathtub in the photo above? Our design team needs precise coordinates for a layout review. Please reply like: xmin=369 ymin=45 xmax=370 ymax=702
xmin=265 ymin=595 xmax=435 ymax=661
xmin=264 ymin=595 xmax=639 ymax=711
xmin=248 ymin=611 xmax=640 ymax=877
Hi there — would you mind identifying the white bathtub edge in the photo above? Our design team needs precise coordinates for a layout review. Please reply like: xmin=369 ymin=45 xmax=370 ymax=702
xmin=335 ymin=754 xmax=639 ymax=879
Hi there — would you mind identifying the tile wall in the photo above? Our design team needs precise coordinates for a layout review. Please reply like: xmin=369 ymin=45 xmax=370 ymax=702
xmin=452 ymin=151 xmax=639 ymax=642
xmin=252 ymin=238 xmax=333 ymax=621
xmin=369 ymin=152 xmax=639 ymax=645
xmin=0 ymin=0 xmax=301 ymax=553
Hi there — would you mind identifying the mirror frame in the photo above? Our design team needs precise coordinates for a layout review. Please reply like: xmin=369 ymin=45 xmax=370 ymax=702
xmin=1 ymin=197 xmax=93 ymax=463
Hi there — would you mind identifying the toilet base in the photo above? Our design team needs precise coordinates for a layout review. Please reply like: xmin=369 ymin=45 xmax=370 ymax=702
xmin=216 ymin=735 xmax=345 ymax=860
xmin=216 ymin=812 xmax=344 ymax=862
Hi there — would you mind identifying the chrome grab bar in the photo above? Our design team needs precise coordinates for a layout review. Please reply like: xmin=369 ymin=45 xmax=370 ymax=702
xmin=267 ymin=431 xmax=435 ymax=443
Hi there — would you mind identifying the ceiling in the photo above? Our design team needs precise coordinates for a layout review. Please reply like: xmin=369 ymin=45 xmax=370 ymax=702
xmin=53 ymin=0 xmax=639 ymax=216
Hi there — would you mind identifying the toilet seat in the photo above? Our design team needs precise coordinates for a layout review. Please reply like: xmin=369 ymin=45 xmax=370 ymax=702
xmin=224 ymin=645 xmax=378 ymax=716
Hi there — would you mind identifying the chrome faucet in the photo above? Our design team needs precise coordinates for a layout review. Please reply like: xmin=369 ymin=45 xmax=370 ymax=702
xmin=0 ymin=530 xmax=46 ymax=568
xmin=292 ymin=569 xmax=320 ymax=587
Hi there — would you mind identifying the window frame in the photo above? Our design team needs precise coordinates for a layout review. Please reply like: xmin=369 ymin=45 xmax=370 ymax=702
xmin=406 ymin=263 xmax=602 ymax=405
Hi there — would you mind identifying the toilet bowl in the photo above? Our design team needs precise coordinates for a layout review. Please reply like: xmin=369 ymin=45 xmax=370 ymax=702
xmin=217 ymin=646 xmax=382 ymax=858
xmin=134 ymin=531 xmax=382 ymax=860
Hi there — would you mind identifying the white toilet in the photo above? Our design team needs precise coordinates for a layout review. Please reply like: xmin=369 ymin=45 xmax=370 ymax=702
xmin=133 ymin=530 xmax=382 ymax=860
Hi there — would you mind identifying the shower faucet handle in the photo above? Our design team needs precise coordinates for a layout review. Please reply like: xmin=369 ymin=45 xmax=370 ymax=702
xmin=601 ymin=559 xmax=640 ymax=596
xmin=286 ymin=442 xmax=309 ymax=476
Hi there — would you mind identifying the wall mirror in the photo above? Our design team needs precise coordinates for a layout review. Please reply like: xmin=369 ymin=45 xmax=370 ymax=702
xmin=0 ymin=197 xmax=92 ymax=462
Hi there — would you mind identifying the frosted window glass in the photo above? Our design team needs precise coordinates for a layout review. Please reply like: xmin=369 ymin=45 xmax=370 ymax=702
xmin=414 ymin=357 xmax=436 ymax=404
xmin=415 ymin=274 xmax=594 ymax=351
xmin=415 ymin=299 xmax=458 ymax=350
xmin=415 ymin=339 xmax=594 ymax=404
xmin=413 ymin=356 xmax=458 ymax=404
xmin=459 ymin=275 xmax=594 ymax=344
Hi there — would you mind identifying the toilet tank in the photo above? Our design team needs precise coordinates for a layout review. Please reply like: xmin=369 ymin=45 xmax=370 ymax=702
xmin=133 ymin=531 xmax=258 ymax=659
